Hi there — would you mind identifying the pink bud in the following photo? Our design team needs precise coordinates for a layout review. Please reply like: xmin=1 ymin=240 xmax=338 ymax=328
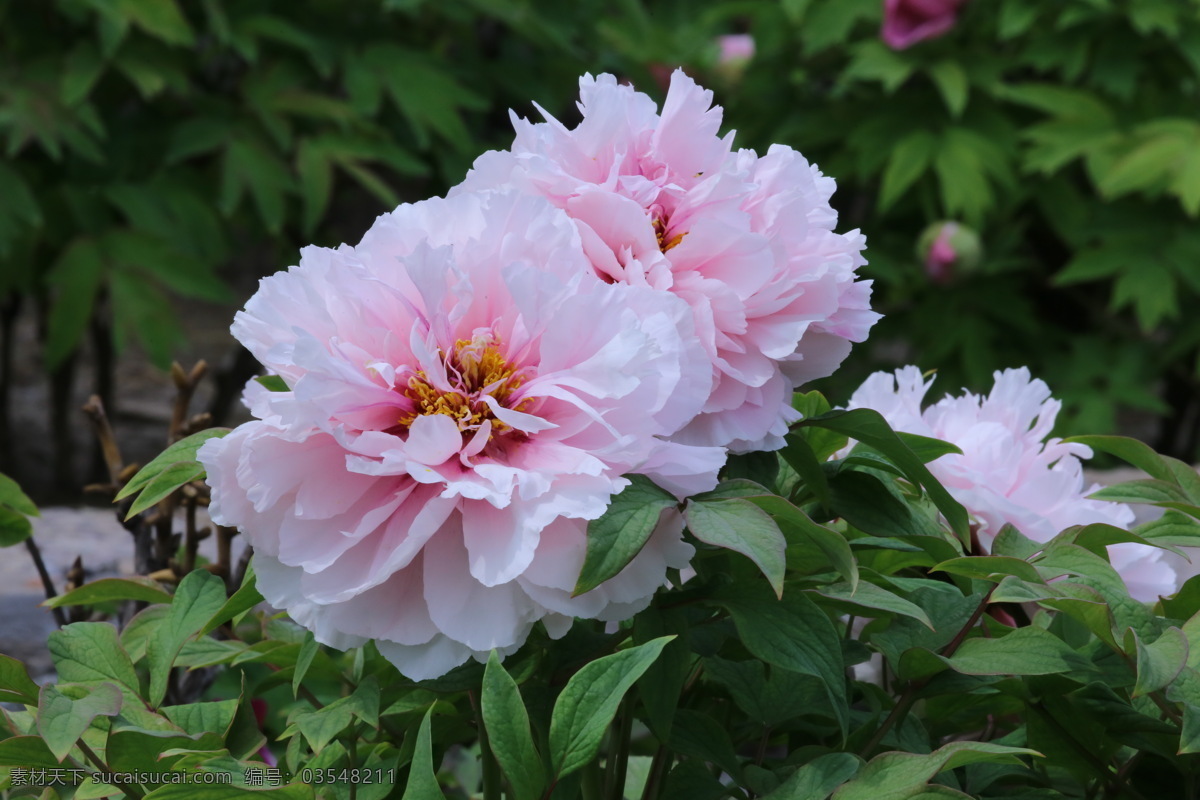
xmin=882 ymin=0 xmax=968 ymax=50
xmin=917 ymin=221 xmax=981 ymax=284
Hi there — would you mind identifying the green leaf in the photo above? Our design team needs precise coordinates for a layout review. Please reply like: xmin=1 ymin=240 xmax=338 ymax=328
xmin=720 ymin=592 xmax=848 ymax=735
xmin=808 ymin=581 xmax=933 ymax=629
xmin=117 ymin=428 xmax=230 ymax=503
xmin=574 ymin=475 xmax=677 ymax=596
xmin=549 ymin=637 xmax=673 ymax=779
xmin=147 ymin=570 xmax=229 ymax=706
xmin=932 ymin=556 xmax=1044 ymax=584
xmin=799 ymin=409 xmax=969 ymax=540
xmin=928 ymin=60 xmax=968 ymax=117
xmin=1137 ymin=510 xmax=1200 ymax=548
xmin=117 ymin=0 xmax=195 ymax=45
xmin=45 ymin=577 xmax=174 ymax=608
xmin=684 ymin=498 xmax=786 ymax=598
xmin=1127 ymin=627 xmax=1188 ymax=697
xmin=37 ymin=681 xmax=123 ymax=761
xmin=144 ymin=783 xmax=315 ymax=799
xmin=745 ymin=495 xmax=858 ymax=591
xmin=49 ymin=622 xmax=142 ymax=697
xmin=0 ymin=473 xmax=38 ymax=516
xmin=765 ymin=752 xmax=861 ymax=800
xmin=0 ymin=736 xmax=64 ymax=768
xmin=45 ymin=237 xmax=105 ymax=369
xmin=162 ymin=699 xmax=238 ymax=737
xmin=124 ymin=461 xmax=207 ymax=518
xmin=202 ymin=564 xmax=264 ymax=635
xmin=254 ymin=374 xmax=290 ymax=392
xmin=879 ymin=130 xmax=936 ymax=212
xmin=0 ymin=506 xmax=33 ymax=547
xmin=831 ymin=741 xmax=1040 ymax=800
xmin=482 ymin=652 xmax=544 ymax=800
xmin=1089 ymin=479 xmax=1190 ymax=506
xmin=946 ymin=627 xmax=1091 ymax=676
xmin=401 ymin=706 xmax=442 ymax=800
xmin=0 ymin=654 xmax=40 ymax=704
xmin=1099 ymin=132 xmax=1190 ymax=198
xmin=293 ymin=632 xmax=319 ymax=699
xmin=1064 ymin=435 xmax=1175 ymax=483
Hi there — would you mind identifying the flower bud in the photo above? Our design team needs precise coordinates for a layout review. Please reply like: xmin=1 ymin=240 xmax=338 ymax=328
xmin=916 ymin=220 xmax=981 ymax=284
xmin=882 ymin=0 xmax=968 ymax=50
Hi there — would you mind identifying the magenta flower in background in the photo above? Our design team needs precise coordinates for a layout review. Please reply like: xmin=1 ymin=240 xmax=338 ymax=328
xmin=199 ymin=190 xmax=724 ymax=680
xmin=843 ymin=366 xmax=1175 ymax=602
xmin=882 ymin=0 xmax=967 ymax=50
xmin=455 ymin=70 xmax=878 ymax=453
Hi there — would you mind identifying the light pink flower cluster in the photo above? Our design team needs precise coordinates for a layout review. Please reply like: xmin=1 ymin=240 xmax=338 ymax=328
xmin=456 ymin=70 xmax=878 ymax=452
xmin=199 ymin=72 xmax=875 ymax=680
xmin=844 ymin=366 xmax=1175 ymax=602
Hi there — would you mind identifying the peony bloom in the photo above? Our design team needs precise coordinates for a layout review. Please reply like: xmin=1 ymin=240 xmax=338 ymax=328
xmin=882 ymin=0 xmax=968 ymax=50
xmin=199 ymin=190 xmax=724 ymax=680
xmin=843 ymin=366 xmax=1174 ymax=601
xmin=454 ymin=70 xmax=878 ymax=453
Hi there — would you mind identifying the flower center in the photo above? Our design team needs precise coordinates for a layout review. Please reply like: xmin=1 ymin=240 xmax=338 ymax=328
xmin=398 ymin=332 xmax=530 ymax=436
xmin=653 ymin=215 xmax=686 ymax=253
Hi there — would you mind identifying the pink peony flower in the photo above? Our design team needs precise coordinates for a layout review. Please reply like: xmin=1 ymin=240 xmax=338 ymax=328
xmin=454 ymin=70 xmax=878 ymax=453
xmin=882 ymin=0 xmax=968 ymax=50
xmin=843 ymin=366 xmax=1175 ymax=602
xmin=199 ymin=190 xmax=725 ymax=680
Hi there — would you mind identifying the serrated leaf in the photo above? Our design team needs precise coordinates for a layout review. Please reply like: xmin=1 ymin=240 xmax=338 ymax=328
xmin=549 ymin=637 xmax=672 ymax=779
xmin=574 ymin=476 xmax=677 ymax=596
xmin=482 ymin=652 xmax=544 ymax=800
xmin=684 ymin=498 xmax=786 ymax=598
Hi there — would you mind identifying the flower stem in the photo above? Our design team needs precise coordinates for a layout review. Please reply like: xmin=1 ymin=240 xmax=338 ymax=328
xmin=604 ymin=698 xmax=634 ymax=800
xmin=859 ymin=586 xmax=995 ymax=757
xmin=24 ymin=537 xmax=66 ymax=628
xmin=469 ymin=690 xmax=502 ymax=800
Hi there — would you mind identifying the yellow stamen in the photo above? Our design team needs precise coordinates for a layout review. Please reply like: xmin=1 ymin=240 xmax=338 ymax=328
xmin=397 ymin=333 xmax=530 ymax=437
xmin=653 ymin=216 xmax=686 ymax=253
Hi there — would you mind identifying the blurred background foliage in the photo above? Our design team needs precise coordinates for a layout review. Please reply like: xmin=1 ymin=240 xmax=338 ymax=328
xmin=1 ymin=0 xmax=1198 ymax=497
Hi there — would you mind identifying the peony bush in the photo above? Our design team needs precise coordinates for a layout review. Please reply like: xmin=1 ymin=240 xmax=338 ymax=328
xmin=4 ymin=70 xmax=1200 ymax=800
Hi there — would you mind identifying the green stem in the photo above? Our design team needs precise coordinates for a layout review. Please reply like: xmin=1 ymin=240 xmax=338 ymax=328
xmin=580 ymin=758 xmax=602 ymax=800
xmin=78 ymin=740 xmax=146 ymax=800
xmin=470 ymin=690 xmax=502 ymax=800
xmin=604 ymin=698 xmax=634 ymax=800
xmin=639 ymin=745 xmax=671 ymax=800
xmin=859 ymin=586 xmax=995 ymax=758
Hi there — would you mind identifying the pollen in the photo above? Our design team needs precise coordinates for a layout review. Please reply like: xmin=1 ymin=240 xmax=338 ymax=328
xmin=398 ymin=332 xmax=530 ymax=436
xmin=652 ymin=216 xmax=686 ymax=253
